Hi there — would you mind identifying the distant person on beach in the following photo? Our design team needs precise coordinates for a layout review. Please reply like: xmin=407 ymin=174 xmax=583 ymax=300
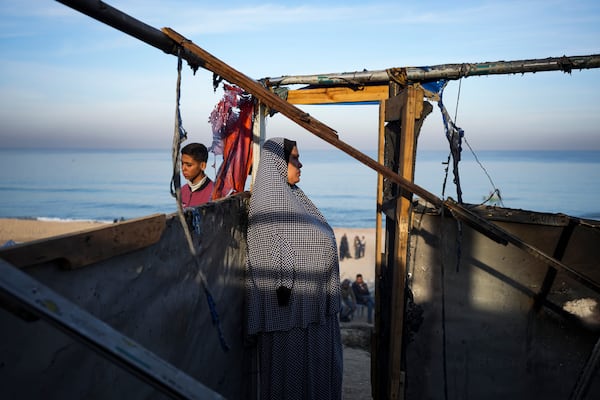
xmin=245 ymin=137 xmax=342 ymax=399
xmin=340 ymin=278 xmax=357 ymax=322
xmin=352 ymin=273 xmax=374 ymax=324
xmin=339 ymin=233 xmax=352 ymax=260
xmin=180 ymin=143 xmax=214 ymax=207
xmin=360 ymin=235 xmax=366 ymax=258
xmin=353 ymin=235 xmax=362 ymax=259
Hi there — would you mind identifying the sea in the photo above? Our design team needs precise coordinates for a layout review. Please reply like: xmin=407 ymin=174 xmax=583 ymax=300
xmin=0 ymin=148 xmax=598 ymax=228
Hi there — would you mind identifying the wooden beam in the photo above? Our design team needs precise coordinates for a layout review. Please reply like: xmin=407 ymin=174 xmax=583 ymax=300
xmin=286 ymin=85 xmax=389 ymax=104
xmin=0 ymin=214 xmax=166 ymax=269
xmin=388 ymin=85 xmax=423 ymax=400
xmin=373 ymin=99 xmax=387 ymax=400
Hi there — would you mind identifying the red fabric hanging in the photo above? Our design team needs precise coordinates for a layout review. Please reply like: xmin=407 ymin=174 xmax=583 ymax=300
xmin=209 ymin=84 xmax=254 ymax=200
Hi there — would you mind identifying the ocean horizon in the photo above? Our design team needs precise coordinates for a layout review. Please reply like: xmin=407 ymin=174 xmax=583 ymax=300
xmin=0 ymin=147 xmax=598 ymax=227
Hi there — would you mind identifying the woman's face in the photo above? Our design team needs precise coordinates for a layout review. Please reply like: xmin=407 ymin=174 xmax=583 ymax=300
xmin=287 ymin=145 xmax=302 ymax=185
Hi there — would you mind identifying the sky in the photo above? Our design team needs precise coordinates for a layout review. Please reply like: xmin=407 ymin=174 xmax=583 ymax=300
xmin=1 ymin=0 xmax=599 ymax=152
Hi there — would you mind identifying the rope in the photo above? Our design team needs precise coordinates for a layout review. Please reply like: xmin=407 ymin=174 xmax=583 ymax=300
xmin=463 ymin=138 xmax=505 ymax=207
xmin=453 ymin=77 xmax=462 ymax=124
xmin=171 ymin=50 xmax=229 ymax=352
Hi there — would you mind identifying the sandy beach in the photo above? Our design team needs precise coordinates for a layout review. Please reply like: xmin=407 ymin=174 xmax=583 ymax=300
xmin=0 ymin=218 xmax=377 ymax=282
xmin=0 ymin=218 xmax=108 ymax=245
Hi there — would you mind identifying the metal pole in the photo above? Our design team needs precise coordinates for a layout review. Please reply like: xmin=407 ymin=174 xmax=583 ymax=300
xmin=263 ymin=55 xmax=600 ymax=86
xmin=56 ymin=1 xmax=600 ymax=87
xmin=55 ymin=0 xmax=206 ymax=70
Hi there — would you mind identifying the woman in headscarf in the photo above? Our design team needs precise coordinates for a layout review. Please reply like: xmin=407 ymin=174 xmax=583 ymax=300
xmin=246 ymin=137 xmax=342 ymax=399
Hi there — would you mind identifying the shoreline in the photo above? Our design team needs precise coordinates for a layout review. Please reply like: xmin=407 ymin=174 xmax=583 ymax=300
xmin=0 ymin=219 xmax=378 ymax=283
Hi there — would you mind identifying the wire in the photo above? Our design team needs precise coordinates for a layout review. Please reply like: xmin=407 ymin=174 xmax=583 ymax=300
xmin=453 ymin=78 xmax=462 ymax=124
xmin=463 ymin=138 xmax=505 ymax=207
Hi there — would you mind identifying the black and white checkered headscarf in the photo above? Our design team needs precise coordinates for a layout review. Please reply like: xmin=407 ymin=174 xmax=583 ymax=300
xmin=246 ymin=137 xmax=340 ymax=334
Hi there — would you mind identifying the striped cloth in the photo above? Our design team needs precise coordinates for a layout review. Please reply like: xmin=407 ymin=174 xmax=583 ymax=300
xmin=246 ymin=137 xmax=342 ymax=399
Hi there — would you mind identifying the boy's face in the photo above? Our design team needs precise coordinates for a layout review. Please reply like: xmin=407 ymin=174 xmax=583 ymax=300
xmin=181 ymin=154 xmax=206 ymax=184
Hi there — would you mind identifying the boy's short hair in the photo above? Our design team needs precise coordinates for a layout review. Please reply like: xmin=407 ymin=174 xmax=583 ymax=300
xmin=181 ymin=143 xmax=208 ymax=163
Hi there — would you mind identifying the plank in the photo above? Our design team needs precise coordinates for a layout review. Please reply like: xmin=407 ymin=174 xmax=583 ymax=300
xmin=388 ymin=85 xmax=423 ymax=400
xmin=286 ymin=85 xmax=389 ymax=104
xmin=0 ymin=214 xmax=166 ymax=269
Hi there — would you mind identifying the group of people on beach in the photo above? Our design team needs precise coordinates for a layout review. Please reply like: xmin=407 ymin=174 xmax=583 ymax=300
xmin=340 ymin=274 xmax=375 ymax=324
xmin=339 ymin=233 xmax=366 ymax=260
xmin=182 ymin=137 xmax=362 ymax=399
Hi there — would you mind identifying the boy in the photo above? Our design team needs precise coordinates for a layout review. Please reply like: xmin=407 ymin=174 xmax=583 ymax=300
xmin=181 ymin=143 xmax=214 ymax=207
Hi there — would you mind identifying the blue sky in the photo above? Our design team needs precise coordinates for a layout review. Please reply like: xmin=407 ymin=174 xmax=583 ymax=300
xmin=1 ymin=0 xmax=599 ymax=151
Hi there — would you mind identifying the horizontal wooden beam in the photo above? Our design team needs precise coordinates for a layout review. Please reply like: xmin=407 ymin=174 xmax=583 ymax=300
xmin=0 ymin=214 xmax=166 ymax=269
xmin=286 ymin=85 xmax=389 ymax=104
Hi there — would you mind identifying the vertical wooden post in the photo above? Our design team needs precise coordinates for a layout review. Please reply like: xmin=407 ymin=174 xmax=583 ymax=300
xmin=386 ymin=84 xmax=424 ymax=400
xmin=372 ymin=99 xmax=387 ymax=400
